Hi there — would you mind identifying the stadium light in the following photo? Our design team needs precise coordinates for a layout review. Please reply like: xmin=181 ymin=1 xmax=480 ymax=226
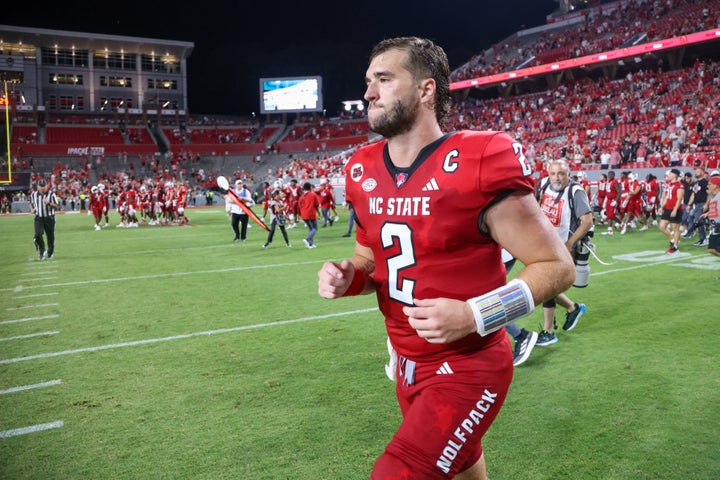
xmin=342 ymin=100 xmax=364 ymax=112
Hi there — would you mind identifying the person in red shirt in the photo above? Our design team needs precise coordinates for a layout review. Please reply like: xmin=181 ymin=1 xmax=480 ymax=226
xmin=298 ymin=182 xmax=320 ymax=248
xmin=164 ymin=181 xmax=177 ymax=224
xmin=601 ymin=170 xmax=622 ymax=235
xmin=316 ymin=37 xmax=574 ymax=480
xmin=284 ymin=179 xmax=302 ymax=229
xmin=318 ymin=180 xmax=335 ymax=227
xmin=643 ymin=173 xmax=660 ymax=228
xmin=98 ymin=183 xmax=110 ymax=227
xmin=620 ymin=172 xmax=642 ymax=234
xmin=176 ymin=181 xmax=189 ymax=225
xmin=659 ymin=168 xmax=685 ymax=254
xmin=596 ymin=173 xmax=607 ymax=223
xmin=259 ymin=181 xmax=271 ymax=222
xmin=88 ymin=185 xmax=105 ymax=231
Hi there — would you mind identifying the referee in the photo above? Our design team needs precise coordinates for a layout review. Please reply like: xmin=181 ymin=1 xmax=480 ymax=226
xmin=29 ymin=178 xmax=59 ymax=260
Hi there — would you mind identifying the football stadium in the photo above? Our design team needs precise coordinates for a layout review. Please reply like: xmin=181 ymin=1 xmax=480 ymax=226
xmin=1 ymin=1 xmax=719 ymax=478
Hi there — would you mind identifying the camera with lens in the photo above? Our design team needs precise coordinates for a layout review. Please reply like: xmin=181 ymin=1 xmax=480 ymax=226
xmin=572 ymin=230 xmax=593 ymax=288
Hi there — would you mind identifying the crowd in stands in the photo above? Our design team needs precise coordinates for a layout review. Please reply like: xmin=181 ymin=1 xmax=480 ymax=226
xmin=450 ymin=0 xmax=720 ymax=84
xmin=447 ymin=58 xmax=719 ymax=173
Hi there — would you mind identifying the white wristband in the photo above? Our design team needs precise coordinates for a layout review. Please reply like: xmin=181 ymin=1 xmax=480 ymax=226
xmin=467 ymin=279 xmax=535 ymax=336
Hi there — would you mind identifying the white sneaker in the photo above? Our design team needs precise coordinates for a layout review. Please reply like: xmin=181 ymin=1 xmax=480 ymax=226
xmin=94 ymin=224 xmax=101 ymax=231
xmin=601 ymin=229 xmax=613 ymax=236
xmin=620 ymin=224 xmax=627 ymax=235
xmin=639 ymin=225 xmax=648 ymax=231
xmin=302 ymin=239 xmax=310 ymax=248
xmin=652 ymin=220 xmax=658 ymax=226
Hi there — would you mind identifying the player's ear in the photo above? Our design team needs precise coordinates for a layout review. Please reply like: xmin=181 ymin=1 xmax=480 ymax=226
xmin=418 ymin=78 xmax=435 ymax=105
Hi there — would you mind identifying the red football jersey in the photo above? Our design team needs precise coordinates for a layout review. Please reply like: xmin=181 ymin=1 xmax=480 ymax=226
xmin=345 ymin=131 xmax=535 ymax=361
xmin=664 ymin=181 xmax=684 ymax=210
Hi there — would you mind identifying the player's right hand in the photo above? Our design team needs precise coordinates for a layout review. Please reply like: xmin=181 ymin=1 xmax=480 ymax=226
xmin=317 ymin=260 xmax=355 ymax=299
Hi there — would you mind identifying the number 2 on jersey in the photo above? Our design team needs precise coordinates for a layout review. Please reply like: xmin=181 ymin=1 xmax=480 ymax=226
xmin=512 ymin=142 xmax=532 ymax=176
xmin=381 ymin=222 xmax=416 ymax=305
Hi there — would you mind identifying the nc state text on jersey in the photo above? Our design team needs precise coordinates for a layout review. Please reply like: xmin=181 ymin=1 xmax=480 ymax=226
xmin=368 ymin=196 xmax=431 ymax=216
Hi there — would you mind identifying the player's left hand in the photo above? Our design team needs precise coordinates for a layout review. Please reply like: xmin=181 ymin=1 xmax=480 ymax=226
xmin=404 ymin=298 xmax=476 ymax=344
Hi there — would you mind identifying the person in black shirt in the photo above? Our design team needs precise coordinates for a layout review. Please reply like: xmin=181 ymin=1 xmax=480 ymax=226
xmin=29 ymin=178 xmax=59 ymax=260
xmin=685 ymin=167 xmax=710 ymax=246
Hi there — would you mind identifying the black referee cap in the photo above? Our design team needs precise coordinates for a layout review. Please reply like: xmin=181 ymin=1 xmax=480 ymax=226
xmin=38 ymin=179 xmax=48 ymax=186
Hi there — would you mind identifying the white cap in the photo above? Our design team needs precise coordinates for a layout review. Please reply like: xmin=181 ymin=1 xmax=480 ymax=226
xmin=235 ymin=179 xmax=243 ymax=186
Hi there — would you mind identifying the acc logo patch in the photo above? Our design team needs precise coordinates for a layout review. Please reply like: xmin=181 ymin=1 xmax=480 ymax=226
xmin=350 ymin=163 xmax=364 ymax=182
xmin=362 ymin=178 xmax=377 ymax=192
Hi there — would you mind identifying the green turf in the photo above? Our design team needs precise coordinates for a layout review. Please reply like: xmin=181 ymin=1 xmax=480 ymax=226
xmin=1 ymin=208 xmax=718 ymax=479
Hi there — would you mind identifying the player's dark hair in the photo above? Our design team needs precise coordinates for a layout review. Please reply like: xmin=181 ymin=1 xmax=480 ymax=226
xmin=370 ymin=36 xmax=451 ymax=128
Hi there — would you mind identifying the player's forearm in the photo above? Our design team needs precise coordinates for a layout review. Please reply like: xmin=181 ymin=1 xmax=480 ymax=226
xmin=516 ymin=255 xmax=575 ymax=306
xmin=349 ymin=253 xmax=376 ymax=295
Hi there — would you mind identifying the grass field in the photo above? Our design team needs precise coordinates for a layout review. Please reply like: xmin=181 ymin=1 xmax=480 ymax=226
xmin=1 ymin=206 xmax=719 ymax=479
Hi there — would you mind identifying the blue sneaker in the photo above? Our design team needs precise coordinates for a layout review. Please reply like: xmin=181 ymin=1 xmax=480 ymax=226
xmin=536 ymin=330 xmax=558 ymax=346
xmin=563 ymin=303 xmax=586 ymax=331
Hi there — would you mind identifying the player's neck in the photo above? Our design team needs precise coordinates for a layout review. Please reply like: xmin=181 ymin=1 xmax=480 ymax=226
xmin=386 ymin=120 xmax=443 ymax=168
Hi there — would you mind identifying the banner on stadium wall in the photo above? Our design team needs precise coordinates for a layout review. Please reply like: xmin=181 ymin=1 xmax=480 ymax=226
xmin=66 ymin=146 xmax=105 ymax=156
xmin=0 ymin=172 xmax=31 ymax=192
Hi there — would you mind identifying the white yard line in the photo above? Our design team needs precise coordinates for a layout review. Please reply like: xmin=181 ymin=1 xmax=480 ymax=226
xmin=0 ymin=308 xmax=378 ymax=365
xmin=0 ymin=331 xmax=59 ymax=342
xmin=0 ymin=314 xmax=59 ymax=325
xmin=1 ymin=259 xmax=324 ymax=292
xmin=13 ymin=292 xmax=59 ymax=299
xmin=0 ymin=379 xmax=62 ymax=395
xmin=6 ymin=303 xmax=59 ymax=311
xmin=0 ymin=421 xmax=64 ymax=438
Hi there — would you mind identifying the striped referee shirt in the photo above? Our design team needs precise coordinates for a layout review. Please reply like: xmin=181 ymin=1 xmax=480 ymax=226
xmin=30 ymin=190 xmax=58 ymax=218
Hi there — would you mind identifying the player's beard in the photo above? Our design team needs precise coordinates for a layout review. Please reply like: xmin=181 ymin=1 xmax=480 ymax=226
xmin=368 ymin=96 xmax=419 ymax=138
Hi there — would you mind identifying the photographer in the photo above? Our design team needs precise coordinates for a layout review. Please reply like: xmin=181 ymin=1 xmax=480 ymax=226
xmin=684 ymin=167 xmax=710 ymax=246
xmin=701 ymin=175 xmax=720 ymax=279
xmin=536 ymin=159 xmax=594 ymax=346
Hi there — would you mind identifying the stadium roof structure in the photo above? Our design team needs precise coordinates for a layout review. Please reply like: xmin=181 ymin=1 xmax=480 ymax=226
xmin=0 ymin=25 xmax=193 ymax=59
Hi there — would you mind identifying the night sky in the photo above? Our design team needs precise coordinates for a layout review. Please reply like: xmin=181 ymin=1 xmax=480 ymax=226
xmin=4 ymin=0 xmax=559 ymax=116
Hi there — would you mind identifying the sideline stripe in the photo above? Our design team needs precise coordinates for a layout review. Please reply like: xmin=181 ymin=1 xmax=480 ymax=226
xmin=16 ymin=277 xmax=58 ymax=282
xmin=0 ymin=308 xmax=378 ymax=365
xmin=0 ymin=331 xmax=60 ymax=342
xmin=0 ymin=314 xmax=59 ymax=325
xmin=591 ymin=253 xmax=705 ymax=276
xmin=0 ymin=379 xmax=62 ymax=395
xmin=0 ymin=421 xmax=64 ymax=439
xmin=13 ymin=292 xmax=59 ymax=299
xmin=1 ymin=259 xmax=325 ymax=292
xmin=6 ymin=303 xmax=59 ymax=311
